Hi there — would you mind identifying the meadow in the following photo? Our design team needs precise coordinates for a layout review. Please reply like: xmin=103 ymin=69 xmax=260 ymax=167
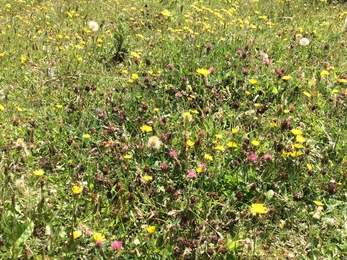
xmin=1 ymin=0 xmax=347 ymax=259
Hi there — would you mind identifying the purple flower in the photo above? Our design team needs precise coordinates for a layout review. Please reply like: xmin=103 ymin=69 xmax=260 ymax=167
xmin=208 ymin=67 xmax=215 ymax=74
xmin=168 ymin=63 xmax=175 ymax=70
xmin=111 ymin=240 xmax=123 ymax=251
xmin=263 ymin=154 xmax=273 ymax=161
xmin=206 ymin=45 xmax=212 ymax=54
xmin=248 ymin=152 xmax=258 ymax=161
xmin=86 ymin=230 xmax=93 ymax=237
xmin=182 ymin=77 xmax=187 ymax=82
xmin=236 ymin=49 xmax=243 ymax=57
xmin=133 ymin=58 xmax=139 ymax=65
xmin=160 ymin=162 xmax=170 ymax=172
xmin=187 ymin=169 xmax=197 ymax=179
xmin=340 ymin=40 xmax=345 ymax=46
xmin=264 ymin=59 xmax=270 ymax=66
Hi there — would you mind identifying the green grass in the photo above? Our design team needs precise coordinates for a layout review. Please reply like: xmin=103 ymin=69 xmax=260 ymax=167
xmin=1 ymin=0 xmax=347 ymax=259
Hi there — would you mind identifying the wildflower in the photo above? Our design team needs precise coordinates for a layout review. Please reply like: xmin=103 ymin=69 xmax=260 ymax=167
xmin=293 ymin=143 xmax=304 ymax=149
xmin=140 ymin=125 xmax=152 ymax=133
xmin=248 ymin=152 xmax=258 ymax=161
xmin=313 ymin=200 xmax=324 ymax=207
xmin=196 ymin=167 xmax=203 ymax=173
xmin=208 ymin=67 xmax=215 ymax=74
xmin=72 ymin=185 xmax=83 ymax=195
xmin=147 ymin=136 xmax=162 ymax=149
xmin=320 ymin=70 xmax=329 ymax=77
xmin=17 ymin=107 xmax=23 ymax=112
xmin=236 ymin=49 xmax=244 ymax=57
xmin=298 ymin=37 xmax=310 ymax=46
xmin=169 ymin=150 xmax=178 ymax=158
xmin=182 ymin=112 xmax=192 ymax=121
xmin=133 ymin=238 xmax=140 ymax=245
xmin=160 ymin=162 xmax=169 ymax=172
xmin=248 ymin=79 xmax=257 ymax=85
xmin=187 ymin=169 xmax=197 ymax=179
xmin=250 ymin=203 xmax=268 ymax=214
xmin=143 ymin=175 xmax=153 ymax=182
xmin=227 ymin=141 xmax=238 ymax=148
xmin=204 ymin=153 xmax=213 ymax=161
xmin=71 ymin=230 xmax=82 ymax=240
xmin=146 ymin=225 xmax=156 ymax=234
xmin=270 ymin=121 xmax=277 ymax=127
xmin=196 ymin=68 xmax=211 ymax=76
xmin=88 ymin=21 xmax=99 ymax=31
xmin=337 ymin=78 xmax=347 ymax=84
xmin=251 ymin=140 xmax=260 ymax=146
xmin=161 ymin=9 xmax=172 ymax=17
xmin=95 ymin=240 xmax=104 ymax=248
xmin=56 ymin=104 xmax=63 ymax=108
xmin=307 ymin=164 xmax=312 ymax=171
xmin=132 ymin=73 xmax=139 ymax=80
xmin=340 ymin=40 xmax=345 ymax=46
xmin=167 ymin=63 xmax=174 ymax=70
xmin=290 ymin=129 xmax=302 ymax=136
xmin=186 ymin=140 xmax=195 ymax=147
xmin=0 ymin=104 xmax=4 ymax=110
xmin=123 ymin=154 xmax=132 ymax=159
xmin=94 ymin=232 xmax=105 ymax=242
xmin=263 ymin=154 xmax=273 ymax=160
xmin=86 ymin=230 xmax=93 ymax=237
xmin=82 ymin=134 xmax=91 ymax=139
xmin=296 ymin=135 xmax=306 ymax=143
xmin=303 ymin=91 xmax=311 ymax=98
xmin=33 ymin=169 xmax=44 ymax=176
xmin=215 ymin=145 xmax=225 ymax=151
xmin=111 ymin=240 xmax=123 ymax=251
xmin=231 ymin=128 xmax=239 ymax=134
xmin=282 ymin=75 xmax=291 ymax=81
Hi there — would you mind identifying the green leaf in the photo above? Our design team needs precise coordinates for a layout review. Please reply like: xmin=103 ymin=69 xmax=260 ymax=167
xmin=12 ymin=220 xmax=34 ymax=259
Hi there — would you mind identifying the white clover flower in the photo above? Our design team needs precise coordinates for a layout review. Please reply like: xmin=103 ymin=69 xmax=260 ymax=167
xmin=88 ymin=21 xmax=99 ymax=32
xmin=298 ymin=37 xmax=310 ymax=46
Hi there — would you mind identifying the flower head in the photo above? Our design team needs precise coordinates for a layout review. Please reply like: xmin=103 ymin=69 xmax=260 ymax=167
xmin=147 ymin=136 xmax=162 ymax=149
xmin=146 ymin=225 xmax=156 ymax=234
xmin=71 ymin=230 xmax=82 ymax=240
xmin=140 ymin=125 xmax=152 ymax=133
xmin=111 ymin=240 xmax=123 ymax=251
xmin=187 ymin=169 xmax=197 ymax=179
xmin=196 ymin=68 xmax=211 ymax=76
xmin=33 ymin=169 xmax=44 ymax=176
xmin=298 ymin=37 xmax=310 ymax=46
xmin=250 ymin=203 xmax=268 ymax=214
xmin=72 ymin=185 xmax=83 ymax=195
xmin=93 ymin=232 xmax=105 ymax=242
xmin=248 ymin=79 xmax=257 ymax=85
xmin=88 ymin=21 xmax=99 ymax=32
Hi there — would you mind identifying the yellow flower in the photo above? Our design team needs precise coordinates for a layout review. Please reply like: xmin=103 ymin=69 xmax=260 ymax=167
xmin=93 ymin=232 xmax=105 ymax=241
xmin=196 ymin=68 xmax=210 ymax=76
xmin=132 ymin=73 xmax=139 ymax=80
xmin=227 ymin=141 xmax=238 ymax=148
xmin=0 ymin=104 xmax=4 ymax=111
xmin=320 ymin=70 xmax=329 ymax=77
xmin=0 ymin=52 xmax=5 ymax=57
xmin=196 ymin=167 xmax=203 ymax=173
xmin=215 ymin=134 xmax=223 ymax=139
xmin=146 ymin=225 xmax=156 ymax=234
xmin=124 ymin=154 xmax=132 ymax=159
xmin=307 ymin=164 xmax=312 ymax=171
xmin=161 ymin=9 xmax=172 ymax=17
xmin=313 ymin=200 xmax=324 ymax=207
xmin=153 ymin=108 xmax=159 ymax=113
xmin=250 ymin=203 xmax=267 ymax=214
xmin=17 ymin=107 xmax=23 ymax=112
xmin=143 ymin=175 xmax=153 ymax=182
xmin=56 ymin=104 xmax=63 ymax=108
xmin=204 ymin=153 xmax=213 ymax=161
xmin=33 ymin=169 xmax=44 ymax=176
xmin=231 ymin=128 xmax=239 ymax=134
xmin=82 ymin=134 xmax=91 ymax=139
xmin=215 ymin=145 xmax=225 ymax=151
xmin=303 ymin=91 xmax=311 ymax=98
xmin=296 ymin=135 xmax=306 ymax=143
xmin=282 ymin=75 xmax=291 ymax=81
xmin=290 ymin=151 xmax=303 ymax=157
xmin=248 ymin=79 xmax=257 ymax=85
xmin=71 ymin=230 xmax=82 ymax=240
xmin=293 ymin=143 xmax=304 ymax=149
xmin=290 ymin=129 xmax=302 ymax=136
xmin=251 ymin=140 xmax=260 ymax=146
xmin=140 ymin=125 xmax=152 ymax=133
xmin=186 ymin=140 xmax=195 ymax=147
xmin=337 ymin=78 xmax=347 ymax=84
xmin=270 ymin=121 xmax=277 ymax=128
xmin=182 ymin=112 xmax=192 ymax=121
xmin=72 ymin=185 xmax=83 ymax=195
xmin=20 ymin=55 xmax=26 ymax=64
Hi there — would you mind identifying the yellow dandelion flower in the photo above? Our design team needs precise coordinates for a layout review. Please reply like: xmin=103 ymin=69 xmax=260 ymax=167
xmin=320 ymin=70 xmax=329 ymax=77
xmin=282 ymin=75 xmax=291 ymax=81
xmin=182 ymin=112 xmax=192 ymax=121
xmin=132 ymin=73 xmax=139 ymax=80
xmin=0 ymin=52 xmax=5 ymax=57
xmin=124 ymin=154 xmax=132 ymax=159
xmin=307 ymin=164 xmax=312 ymax=171
xmin=56 ymin=104 xmax=63 ymax=108
xmin=296 ymin=135 xmax=306 ymax=143
xmin=251 ymin=140 xmax=260 ymax=146
xmin=71 ymin=230 xmax=82 ymax=240
xmin=33 ymin=169 xmax=44 ymax=176
xmin=227 ymin=141 xmax=238 ymax=148
xmin=270 ymin=121 xmax=277 ymax=127
xmin=196 ymin=68 xmax=210 ymax=76
xmin=250 ymin=203 xmax=267 ymax=214
xmin=186 ymin=140 xmax=195 ymax=147
xmin=82 ymin=134 xmax=91 ymax=139
xmin=303 ymin=91 xmax=311 ymax=98
xmin=196 ymin=167 xmax=203 ymax=173
xmin=72 ymin=185 xmax=83 ymax=195
xmin=93 ymin=232 xmax=105 ymax=241
xmin=248 ymin=79 xmax=257 ymax=85
xmin=0 ymin=104 xmax=4 ymax=111
xmin=215 ymin=134 xmax=223 ymax=139
xmin=215 ymin=145 xmax=225 ymax=151
xmin=204 ymin=153 xmax=213 ymax=161
xmin=231 ymin=128 xmax=239 ymax=134
xmin=161 ymin=9 xmax=172 ymax=17
xmin=313 ymin=200 xmax=324 ymax=207
xmin=293 ymin=143 xmax=304 ymax=149
xmin=337 ymin=78 xmax=347 ymax=84
xmin=143 ymin=175 xmax=153 ymax=182
xmin=140 ymin=125 xmax=152 ymax=133
xmin=146 ymin=225 xmax=156 ymax=234
xmin=290 ymin=129 xmax=302 ymax=136
xmin=17 ymin=107 xmax=23 ymax=112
